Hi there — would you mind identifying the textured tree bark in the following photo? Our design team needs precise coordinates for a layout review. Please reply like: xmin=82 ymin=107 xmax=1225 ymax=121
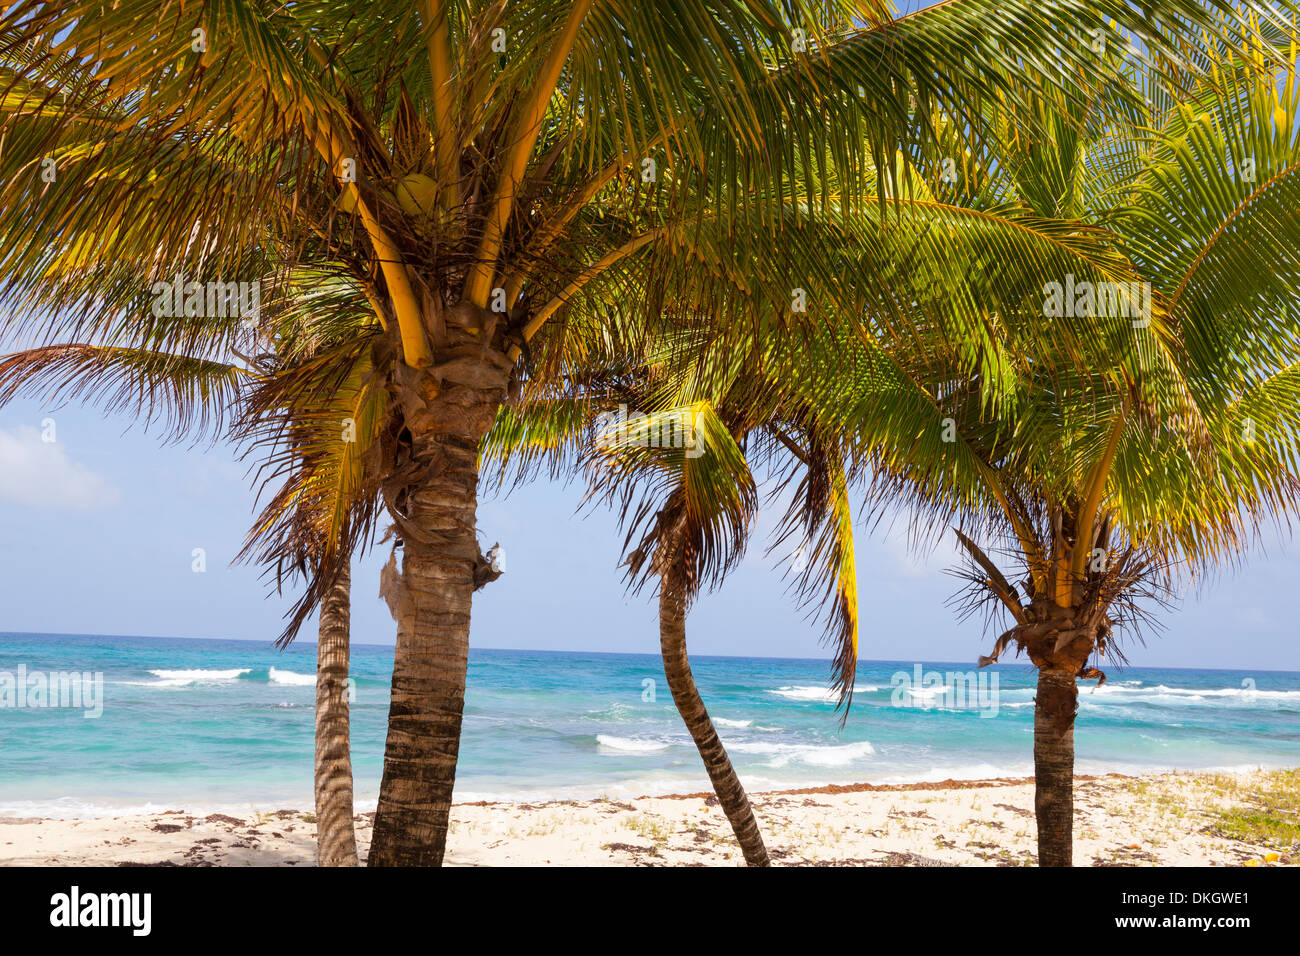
xmin=315 ymin=561 xmax=358 ymax=867
xmin=368 ymin=308 xmax=511 ymax=866
xmin=659 ymin=568 xmax=771 ymax=867
xmin=1033 ymin=667 xmax=1078 ymax=867
xmin=368 ymin=431 xmax=481 ymax=866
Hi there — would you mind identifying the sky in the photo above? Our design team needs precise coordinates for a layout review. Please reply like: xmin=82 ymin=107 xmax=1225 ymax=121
xmin=1 ymin=396 xmax=1297 ymax=672
xmin=1 ymin=1 xmax=1297 ymax=672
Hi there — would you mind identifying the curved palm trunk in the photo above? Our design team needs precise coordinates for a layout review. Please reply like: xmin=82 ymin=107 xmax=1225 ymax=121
xmin=315 ymin=562 xmax=358 ymax=867
xmin=1033 ymin=668 xmax=1078 ymax=867
xmin=659 ymin=570 xmax=770 ymax=867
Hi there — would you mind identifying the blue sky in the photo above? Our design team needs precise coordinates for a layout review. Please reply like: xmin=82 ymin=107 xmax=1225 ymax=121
xmin=2 ymin=1 xmax=1297 ymax=672
xmin=1 ymin=396 xmax=1296 ymax=671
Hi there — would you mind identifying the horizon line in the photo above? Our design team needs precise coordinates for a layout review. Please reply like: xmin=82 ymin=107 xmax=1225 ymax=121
xmin=2 ymin=629 xmax=1298 ymax=675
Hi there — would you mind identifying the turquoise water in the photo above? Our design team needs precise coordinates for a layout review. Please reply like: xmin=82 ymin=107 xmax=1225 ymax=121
xmin=1 ymin=632 xmax=1298 ymax=817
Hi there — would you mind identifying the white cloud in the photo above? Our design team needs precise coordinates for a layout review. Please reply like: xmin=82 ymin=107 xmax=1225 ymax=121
xmin=0 ymin=426 xmax=120 ymax=509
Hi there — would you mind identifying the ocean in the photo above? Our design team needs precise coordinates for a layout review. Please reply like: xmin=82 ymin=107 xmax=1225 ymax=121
xmin=2 ymin=632 xmax=1298 ymax=818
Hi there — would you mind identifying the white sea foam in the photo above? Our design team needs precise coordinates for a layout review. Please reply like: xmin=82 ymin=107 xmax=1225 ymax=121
xmin=872 ymin=762 xmax=1033 ymax=785
xmin=727 ymin=739 xmax=876 ymax=768
xmin=768 ymin=684 xmax=878 ymax=703
xmin=1084 ymin=683 xmax=1300 ymax=704
xmin=595 ymin=734 xmax=672 ymax=754
xmin=903 ymin=685 xmax=949 ymax=701
xmin=268 ymin=667 xmax=316 ymax=686
xmin=148 ymin=669 xmax=249 ymax=681
xmin=769 ymin=685 xmax=832 ymax=702
xmin=0 ymin=795 xmax=316 ymax=820
xmin=714 ymin=718 xmax=752 ymax=728
xmin=796 ymin=740 xmax=876 ymax=767
xmin=134 ymin=668 xmax=251 ymax=688
xmin=0 ymin=798 xmax=177 ymax=820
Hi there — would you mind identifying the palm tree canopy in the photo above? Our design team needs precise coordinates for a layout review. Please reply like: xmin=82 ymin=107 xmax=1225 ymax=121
xmin=2 ymin=0 xmax=1294 ymax=654
xmin=774 ymin=17 xmax=1300 ymax=673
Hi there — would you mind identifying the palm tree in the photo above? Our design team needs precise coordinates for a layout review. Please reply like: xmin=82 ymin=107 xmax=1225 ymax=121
xmin=0 ymin=0 xmax=1275 ymax=866
xmin=985 ymin=26 xmax=1300 ymax=866
xmin=784 ymin=18 xmax=1300 ymax=865
xmin=313 ymin=563 xmax=359 ymax=866
xmin=485 ymin=329 xmax=862 ymax=867
xmin=232 ymin=271 xmax=397 ymax=865
xmin=0 ymin=287 xmax=373 ymax=865
xmin=613 ymin=410 xmax=858 ymax=868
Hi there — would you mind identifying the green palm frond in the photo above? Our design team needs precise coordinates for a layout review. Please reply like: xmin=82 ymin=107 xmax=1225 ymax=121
xmin=594 ymin=399 xmax=756 ymax=598
xmin=0 ymin=343 xmax=242 ymax=440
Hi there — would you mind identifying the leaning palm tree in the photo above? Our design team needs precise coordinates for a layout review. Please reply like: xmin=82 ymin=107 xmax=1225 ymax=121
xmin=602 ymin=399 xmax=859 ymax=866
xmin=1 ymin=0 xmax=1277 ymax=866
xmin=784 ymin=18 xmax=1300 ymax=865
xmin=485 ymin=327 xmax=862 ymax=867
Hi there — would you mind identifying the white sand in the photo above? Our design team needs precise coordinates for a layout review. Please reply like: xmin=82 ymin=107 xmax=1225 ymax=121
xmin=0 ymin=771 xmax=1290 ymax=867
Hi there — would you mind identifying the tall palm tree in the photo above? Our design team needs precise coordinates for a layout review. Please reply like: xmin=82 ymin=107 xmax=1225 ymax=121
xmin=978 ymin=25 xmax=1300 ymax=866
xmin=1 ymin=0 xmax=1276 ymax=866
xmin=313 ymin=563 xmax=359 ymax=866
xmin=234 ymin=272 xmax=396 ymax=865
xmin=0 ymin=290 xmax=374 ymax=865
xmin=783 ymin=17 xmax=1300 ymax=865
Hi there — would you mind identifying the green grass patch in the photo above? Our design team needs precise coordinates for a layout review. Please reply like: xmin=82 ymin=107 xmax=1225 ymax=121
xmin=1203 ymin=770 xmax=1300 ymax=850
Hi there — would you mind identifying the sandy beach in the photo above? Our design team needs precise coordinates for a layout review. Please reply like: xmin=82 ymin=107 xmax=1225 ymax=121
xmin=2 ymin=769 xmax=1293 ymax=867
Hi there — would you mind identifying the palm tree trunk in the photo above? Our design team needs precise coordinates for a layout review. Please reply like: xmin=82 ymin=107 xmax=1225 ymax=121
xmin=315 ymin=561 xmax=358 ymax=867
xmin=368 ymin=433 xmax=480 ymax=866
xmin=368 ymin=323 xmax=510 ymax=866
xmin=659 ymin=569 xmax=771 ymax=867
xmin=1033 ymin=667 xmax=1078 ymax=867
